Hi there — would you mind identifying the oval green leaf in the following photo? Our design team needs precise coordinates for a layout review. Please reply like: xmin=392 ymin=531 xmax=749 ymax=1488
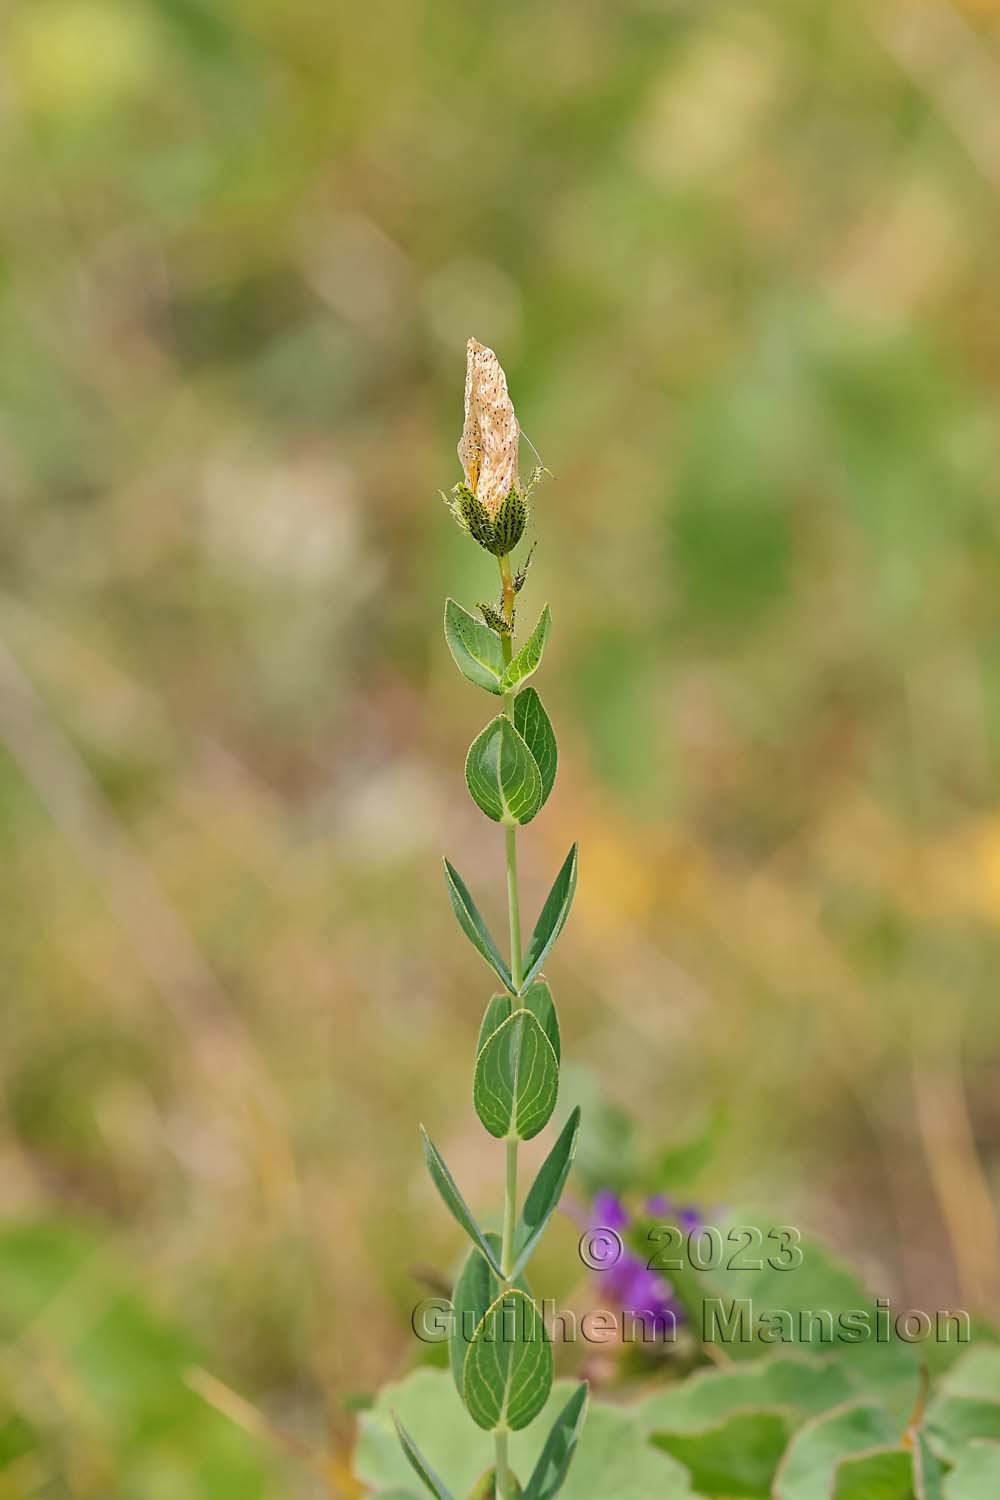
xmin=523 ymin=1382 xmax=589 ymax=1500
xmin=521 ymin=980 xmax=560 ymax=1063
xmin=477 ymin=995 xmax=513 ymax=1056
xmin=451 ymin=1232 xmax=532 ymax=1404
xmin=464 ymin=1289 xmax=553 ymax=1433
xmin=392 ymin=1411 xmax=456 ymax=1500
xmin=451 ymin=1238 xmax=500 ymax=1399
xmin=445 ymin=598 xmax=505 ymax=694
xmin=478 ymin=987 xmax=558 ymax=1063
xmin=474 ymin=1010 xmax=559 ymax=1141
xmin=513 ymin=688 xmax=557 ymax=812
xmin=510 ymin=1107 xmax=581 ymax=1281
xmin=421 ymin=1127 xmax=504 ymax=1278
xmin=521 ymin=845 xmax=578 ymax=992
xmin=443 ymin=859 xmax=514 ymax=994
xmin=501 ymin=606 xmax=551 ymax=693
xmin=466 ymin=715 xmax=542 ymax=826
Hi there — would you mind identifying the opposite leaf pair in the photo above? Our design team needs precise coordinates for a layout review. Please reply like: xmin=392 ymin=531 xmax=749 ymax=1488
xmin=446 ymin=599 xmax=550 ymax=698
xmin=443 ymin=847 xmax=578 ymax=997
xmin=420 ymin=1107 xmax=580 ymax=1286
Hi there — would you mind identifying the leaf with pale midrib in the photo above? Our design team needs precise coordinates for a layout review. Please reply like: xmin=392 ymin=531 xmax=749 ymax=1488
xmin=474 ymin=1009 xmax=559 ymax=1141
xmin=445 ymin=598 xmax=505 ymax=694
xmin=513 ymin=687 xmax=557 ymax=813
xmin=501 ymin=606 xmax=551 ymax=693
xmin=464 ymin=1290 xmax=553 ymax=1434
xmin=466 ymin=715 xmax=542 ymax=826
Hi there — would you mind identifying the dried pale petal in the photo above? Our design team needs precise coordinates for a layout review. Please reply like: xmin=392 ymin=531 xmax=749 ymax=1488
xmin=457 ymin=338 xmax=520 ymax=518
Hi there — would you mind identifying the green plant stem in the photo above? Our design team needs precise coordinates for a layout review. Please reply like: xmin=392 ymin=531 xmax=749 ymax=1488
xmin=502 ymin=1134 xmax=519 ymax=1277
xmin=495 ymin=1429 xmax=511 ymax=1498
xmin=497 ymin=553 xmax=521 ymax=1500
xmin=504 ymin=824 xmax=523 ymax=991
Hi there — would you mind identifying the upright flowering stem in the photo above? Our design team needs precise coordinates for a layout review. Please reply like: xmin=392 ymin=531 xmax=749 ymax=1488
xmin=402 ymin=341 xmax=586 ymax=1500
xmin=497 ymin=558 xmax=521 ymax=1499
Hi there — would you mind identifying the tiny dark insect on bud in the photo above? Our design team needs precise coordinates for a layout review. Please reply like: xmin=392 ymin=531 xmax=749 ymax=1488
xmin=478 ymin=601 xmax=513 ymax=635
xmin=514 ymin=542 xmax=537 ymax=593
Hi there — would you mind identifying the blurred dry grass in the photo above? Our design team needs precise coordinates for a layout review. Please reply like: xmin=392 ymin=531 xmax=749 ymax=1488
xmin=3 ymin=0 xmax=1000 ymax=1489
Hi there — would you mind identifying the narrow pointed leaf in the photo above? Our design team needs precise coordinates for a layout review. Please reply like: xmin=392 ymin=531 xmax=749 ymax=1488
xmin=510 ymin=1107 xmax=581 ymax=1280
xmin=445 ymin=598 xmax=505 ymax=694
xmin=521 ymin=845 xmax=578 ymax=991
xmin=473 ymin=1010 xmax=559 ymax=1140
xmin=477 ymin=995 xmax=513 ymax=1056
xmin=523 ymin=1383 xmax=589 ymax=1500
xmin=463 ymin=1289 xmax=553 ymax=1433
xmin=421 ymin=1127 xmax=504 ymax=1278
xmin=521 ymin=980 xmax=560 ymax=1062
xmin=513 ymin=688 xmax=557 ymax=810
xmin=392 ymin=1412 xmax=456 ymax=1500
xmin=466 ymin=715 xmax=542 ymax=825
xmin=443 ymin=859 xmax=514 ymax=994
xmin=500 ymin=606 xmax=551 ymax=693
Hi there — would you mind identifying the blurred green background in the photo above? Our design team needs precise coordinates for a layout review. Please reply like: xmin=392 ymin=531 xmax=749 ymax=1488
xmin=3 ymin=0 xmax=1000 ymax=1491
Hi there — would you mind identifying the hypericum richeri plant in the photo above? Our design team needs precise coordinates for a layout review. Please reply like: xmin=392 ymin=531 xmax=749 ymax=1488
xmin=393 ymin=340 xmax=586 ymax=1500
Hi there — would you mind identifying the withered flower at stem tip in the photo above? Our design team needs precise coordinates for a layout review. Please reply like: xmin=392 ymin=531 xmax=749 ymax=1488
xmin=458 ymin=338 xmax=520 ymax=519
xmin=447 ymin=338 xmax=529 ymax=560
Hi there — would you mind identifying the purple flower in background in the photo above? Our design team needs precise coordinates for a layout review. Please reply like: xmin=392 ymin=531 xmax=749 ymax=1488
xmin=592 ymin=1189 xmax=629 ymax=1232
xmin=584 ymin=1191 xmax=682 ymax=1335
xmin=646 ymin=1193 xmax=703 ymax=1234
